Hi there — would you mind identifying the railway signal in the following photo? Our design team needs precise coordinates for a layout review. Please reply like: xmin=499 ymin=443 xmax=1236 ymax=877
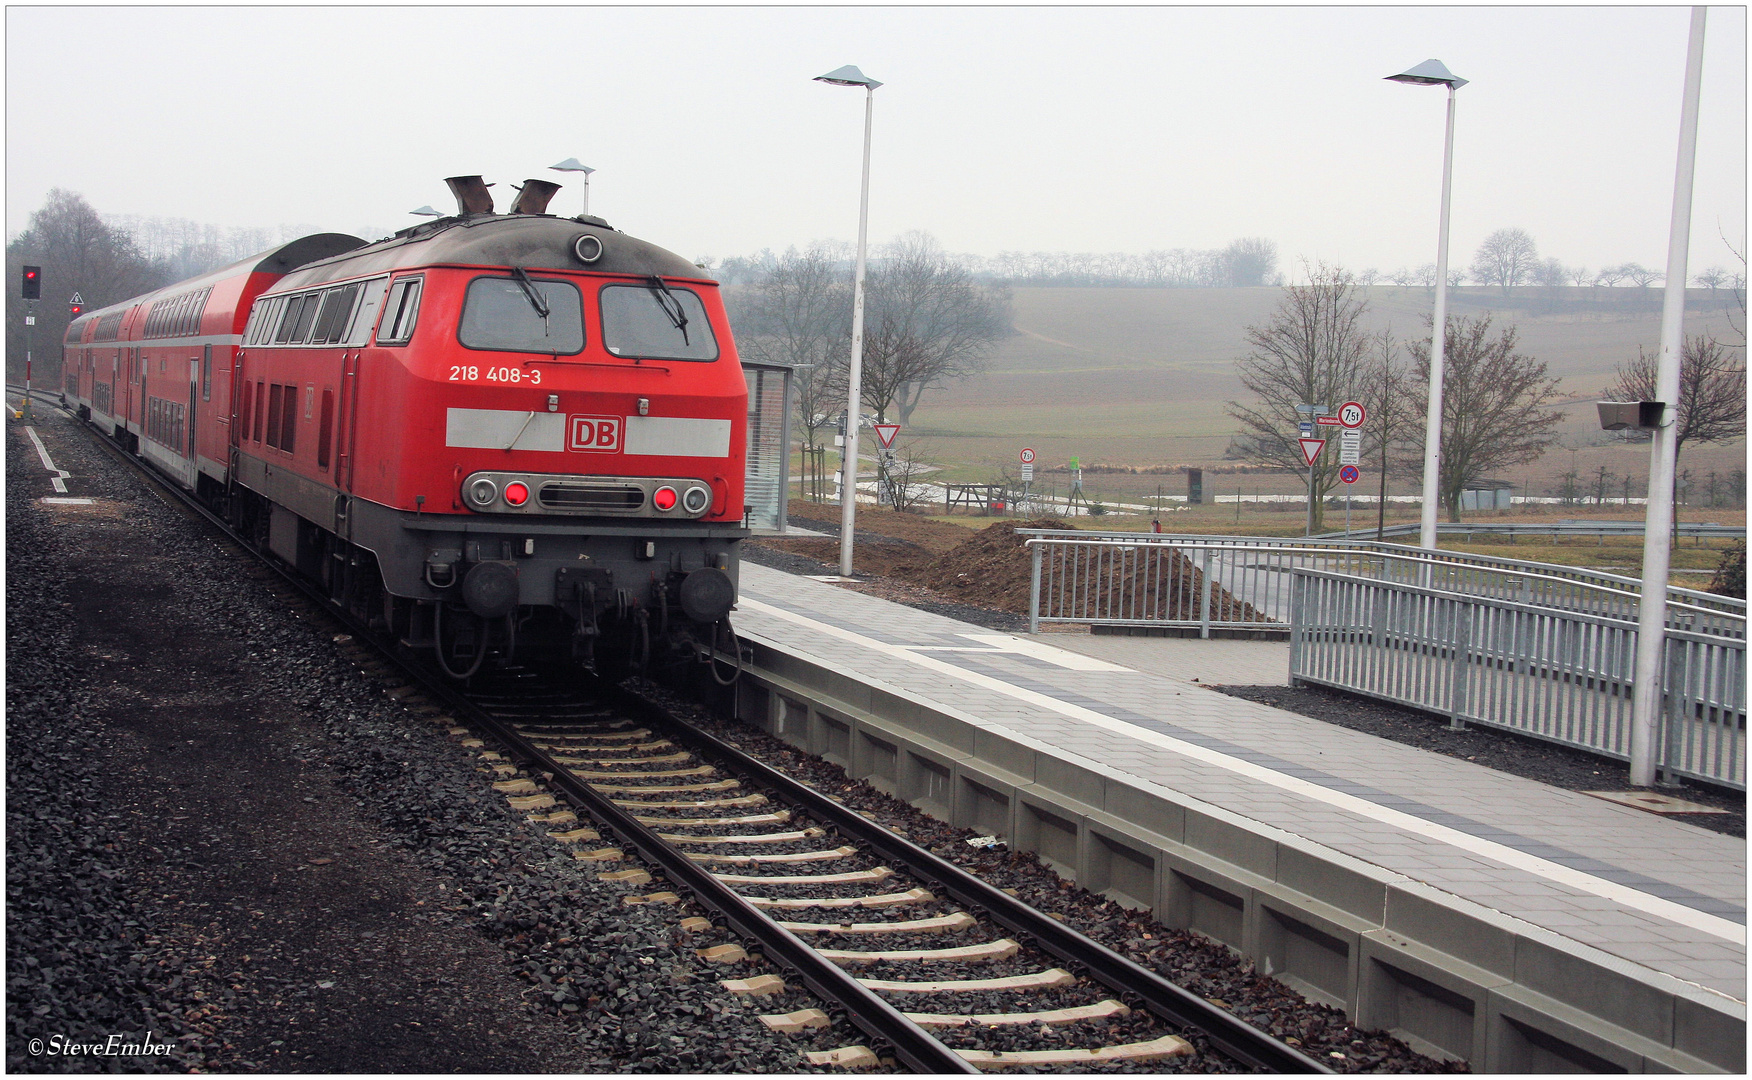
xmin=21 ymin=265 xmax=40 ymax=300
xmin=68 ymin=292 xmax=84 ymax=317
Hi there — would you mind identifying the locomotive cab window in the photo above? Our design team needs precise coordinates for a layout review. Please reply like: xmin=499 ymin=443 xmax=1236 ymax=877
xmin=376 ymin=278 xmax=422 ymax=346
xmin=457 ymin=275 xmax=583 ymax=355
xmin=600 ymin=283 xmax=718 ymax=361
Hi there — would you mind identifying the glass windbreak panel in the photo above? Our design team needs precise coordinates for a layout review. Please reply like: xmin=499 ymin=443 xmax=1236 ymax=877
xmin=600 ymin=284 xmax=718 ymax=361
xmin=344 ymin=278 xmax=388 ymax=346
xmin=458 ymin=277 xmax=584 ymax=355
xmin=377 ymin=279 xmax=422 ymax=345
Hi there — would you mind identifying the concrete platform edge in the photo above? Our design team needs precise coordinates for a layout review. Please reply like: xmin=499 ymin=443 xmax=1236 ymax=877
xmin=728 ymin=630 xmax=1746 ymax=1072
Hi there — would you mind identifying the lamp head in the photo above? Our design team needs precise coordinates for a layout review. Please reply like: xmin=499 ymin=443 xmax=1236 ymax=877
xmin=409 ymin=205 xmax=443 ymax=217
xmin=815 ymin=64 xmax=882 ymax=89
xmin=1386 ymin=59 xmax=1467 ymax=89
xmin=550 ymin=158 xmax=596 ymax=175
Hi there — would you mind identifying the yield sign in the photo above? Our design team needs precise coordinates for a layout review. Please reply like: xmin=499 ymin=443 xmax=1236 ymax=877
xmin=1298 ymin=437 xmax=1326 ymax=466
xmin=872 ymin=423 xmax=901 ymax=449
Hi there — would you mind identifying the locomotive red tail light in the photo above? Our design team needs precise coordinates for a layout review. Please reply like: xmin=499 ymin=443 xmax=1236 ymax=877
xmin=504 ymin=481 xmax=530 ymax=506
xmin=652 ymin=486 xmax=679 ymax=511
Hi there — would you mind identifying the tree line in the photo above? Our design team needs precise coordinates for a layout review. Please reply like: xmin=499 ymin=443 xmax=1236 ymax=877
xmin=1226 ymin=263 xmax=1746 ymax=531
xmin=712 ymin=236 xmax=1281 ymax=290
xmin=1373 ymin=227 xmax=1745 ymax=298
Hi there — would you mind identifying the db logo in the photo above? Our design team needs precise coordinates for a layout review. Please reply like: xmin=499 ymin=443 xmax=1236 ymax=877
xmin=569 ymin=415 xmax=621 ymax=452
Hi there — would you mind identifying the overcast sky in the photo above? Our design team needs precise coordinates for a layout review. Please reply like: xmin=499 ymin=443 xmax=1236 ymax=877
xmin=6 ymin=6 xmax=1745 ymax=279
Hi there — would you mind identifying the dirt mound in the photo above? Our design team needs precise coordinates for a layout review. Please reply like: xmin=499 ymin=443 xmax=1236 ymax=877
xmin=915 ymin=519 xmax=1069 ymax=613
xmin=916 ymin=519 xmax=1270 ymax=622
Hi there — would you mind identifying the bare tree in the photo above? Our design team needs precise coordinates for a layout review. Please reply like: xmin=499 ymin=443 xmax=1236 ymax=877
xmin=1409 ymin=315 xmax=1564 ymax=521
xmin=1223 ymin=237 xmax=1279 ymax=287
xmin=1568 ymin=264 xmax=1592 ymax=289
xmin=1622 ymin=262 xmax=1662 ymax=290
xmin=1694 ymin=265 xmax=1730 ymax=293
xmin=1595 ymin=264 xmax=1629 ymax=287
xmin=1389 ymin=267 xmax=1414 ymax=289
xmin=1603 ymin=334 xmax=1747 ymax=461
xmin=1469 ymin=228 xmax=1540 ymax=296
xmin=6 ymin=189 xmax=170 ymax=382
xmin=1415 ymin=263 xmax=1438 ymax=293
xmin=860 ymin=232 xmax=1010 ymax=424
xmin=1359 ymin=330 xmax=1421 ymax=536
xmin=728 ymin=245 xmax=851 ymax=457
xmin=1225 ymin=264 xmax=1372 ymax=531
xmin=1356 ymin=267 xmax=1380 ymax=288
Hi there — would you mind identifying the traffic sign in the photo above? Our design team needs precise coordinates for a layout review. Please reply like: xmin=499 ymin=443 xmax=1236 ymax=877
xmin=1315 ymin=415 xmax=1341 ymax=426
xmin=1338 ymin=401 xmax=1366 ymax=428
xmin=1298 ymin=438 xmax=1326 ymax=466
xmin=872 ymin=423 xmax=900 ymax=449
xmin=1339 ymin=464 xmax=1360 ymax=485
xmin=1019 ymin=447 xmax=1035 ymax=464
xmin=1339 ymin=428 xmax=1361 ymax=465
xmin=1298 ymin=420 xmax=1314 ymax=437
xmin=1021 ymin=463 xmax=1034 ymax=482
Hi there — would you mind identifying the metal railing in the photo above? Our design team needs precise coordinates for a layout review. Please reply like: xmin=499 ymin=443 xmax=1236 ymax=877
xmin=1289 ymin=563 xmax=1746 ymax=790
xmin=1022 ymin=531 xmax=1746 ymax=634
xmin=1317 ymin=520 xmax=1744 ymax=543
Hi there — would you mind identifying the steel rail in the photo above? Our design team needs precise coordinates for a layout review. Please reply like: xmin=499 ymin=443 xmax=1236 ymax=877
xmin=615 ymin=687 xmax=1333 ymax=1075
xmin=35 ymin=396 xmax=974 ymax=1073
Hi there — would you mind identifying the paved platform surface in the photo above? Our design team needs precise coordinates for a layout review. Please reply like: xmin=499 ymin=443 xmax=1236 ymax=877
xmin=1038 ymin=627 xmax=1292 ymax=686
xmin=735 ymin=563 xmax=1747 ymax=1001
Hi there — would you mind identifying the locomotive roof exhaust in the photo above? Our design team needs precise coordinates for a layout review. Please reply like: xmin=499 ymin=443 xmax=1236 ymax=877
xmin=445 ymin=175 xmax=495 ymax=215
xmin=509 ymin=179 xmax=562 ymax=216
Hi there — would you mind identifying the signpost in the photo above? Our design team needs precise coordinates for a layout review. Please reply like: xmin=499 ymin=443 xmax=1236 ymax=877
xmin=1336 ymin=403 xmax=1365 ymax=535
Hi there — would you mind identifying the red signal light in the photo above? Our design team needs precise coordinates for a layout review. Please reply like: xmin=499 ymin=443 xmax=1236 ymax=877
xmin=652 ymin=486 xmax=678 ymax=511
xmin=504 ymin=481 xmax=530 ymax=506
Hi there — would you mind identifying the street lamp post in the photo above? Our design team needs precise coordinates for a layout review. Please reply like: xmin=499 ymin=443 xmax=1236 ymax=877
xmin=550 ymin=158 xmax=597 ymax=216
xmin=1387 ymin=60 xmax=1467 ymax=550
xmin=815 ymin=64 xmax=882 ymax=578
xmin=1629 ymin=7 xmax=1708 ymax=788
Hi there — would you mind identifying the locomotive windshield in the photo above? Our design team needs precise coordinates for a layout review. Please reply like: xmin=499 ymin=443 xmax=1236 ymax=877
xmin=600 ymin=284 xmax=718 ymax=361
xmin=458 ymin=276 xmax=584 ymax=354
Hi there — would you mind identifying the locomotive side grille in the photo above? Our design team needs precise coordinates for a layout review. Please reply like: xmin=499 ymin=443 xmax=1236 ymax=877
xmin=538 ymin=482 xmax=647 ymax=512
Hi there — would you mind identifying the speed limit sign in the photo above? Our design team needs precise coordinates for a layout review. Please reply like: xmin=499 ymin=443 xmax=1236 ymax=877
xmin=1338 ymin=401 xmax=1366 ymax=428
xmin=1020 ymin=447 xmax=1035 ymax=464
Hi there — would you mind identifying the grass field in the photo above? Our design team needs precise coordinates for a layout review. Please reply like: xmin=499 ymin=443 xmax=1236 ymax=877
xmin=895 ymin=284 xmax=1745 ymax=502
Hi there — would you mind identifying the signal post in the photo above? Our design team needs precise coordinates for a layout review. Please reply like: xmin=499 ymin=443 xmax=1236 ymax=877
xmin=19 ymin=265 xmax=40 ymax=419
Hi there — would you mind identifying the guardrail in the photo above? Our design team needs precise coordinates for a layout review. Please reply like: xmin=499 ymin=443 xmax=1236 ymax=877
xmin=1021 ymin=531 xmax=1746 ymax=631
xmin=1318 ymin=520 xmax=1744 ymax=542
xmin=1289 ymin=563 xmax=1746 ymax=790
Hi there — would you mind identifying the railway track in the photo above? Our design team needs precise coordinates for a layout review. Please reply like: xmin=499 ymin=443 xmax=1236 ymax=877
xmin=25 ymin=390 xmax=1330 ymax=1073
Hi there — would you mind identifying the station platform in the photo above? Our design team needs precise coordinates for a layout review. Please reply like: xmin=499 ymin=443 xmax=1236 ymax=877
xmin=727 ymin=563 xmax=1745 ymax=1072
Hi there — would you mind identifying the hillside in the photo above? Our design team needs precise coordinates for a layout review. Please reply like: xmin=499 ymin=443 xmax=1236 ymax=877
xmin=908 ymin=286 xmax=1744 ymax=497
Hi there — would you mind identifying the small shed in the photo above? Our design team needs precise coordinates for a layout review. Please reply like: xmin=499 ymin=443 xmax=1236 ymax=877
xmin=1460 ymin=479 xmax=1516 ymax=511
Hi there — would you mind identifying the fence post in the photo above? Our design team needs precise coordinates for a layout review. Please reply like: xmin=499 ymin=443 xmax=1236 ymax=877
xmin=1029 ymin=542 xmax=1043 ymax=635
xmin=1288 ymin=570 xmax=1305 ymax=686
xmin=1199 ymin=546 xmax=1214 ymax=640
xmin=1448 ymin=599 xmax=1472 ymax=729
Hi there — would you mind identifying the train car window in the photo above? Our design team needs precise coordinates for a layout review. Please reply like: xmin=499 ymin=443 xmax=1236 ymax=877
xmin=262 ymin=297 xmax=288 ymax=344
xmin=241 ymin=380 xmax=253 ymax=439
xmin=280 ymin=384 xmax=298 ymax=454
xmin=313 ymin=284 xmax=362 ymax=345
xmin=290 ymin=293 xmax=322 ymax=343
xmin=318 ymin=389 xmax=334 ymax=469
xmin=202 ymin=345 xmax=212 ymax=402
xmin=599 ymin=284 xmax=719 ymax=362
xmin=243 ymin=304 xmax=264 ymax=345
xmin=266 ymin=384 xmax=284 ymax=448
xmin=376 ymin=279 xmax=422 ymax=345
xmin=457 ymin=276 xmax=584 ymax=355
xmin=273 ymin=295 xmax=305 ymax=344
xmin=344 ymin=278 xmax=389 ymax=346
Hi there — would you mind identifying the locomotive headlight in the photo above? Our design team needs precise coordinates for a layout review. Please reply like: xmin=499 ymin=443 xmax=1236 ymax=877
xmin=466 ymin=477 xmax=499 ymax=507
xmin=681 ymin=485 xmax=711 ymax=514
xmin=504 ymin=481 xmax=530 ymax=506
xmin=652 ymin=486 xmax=679 ymax=511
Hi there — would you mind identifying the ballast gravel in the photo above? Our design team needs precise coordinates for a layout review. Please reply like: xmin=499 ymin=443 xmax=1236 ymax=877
xmin=4 ymin=414 xmax=826 ymax=1072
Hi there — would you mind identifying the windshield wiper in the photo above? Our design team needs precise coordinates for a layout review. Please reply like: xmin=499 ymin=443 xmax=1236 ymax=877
xmin=511 ymin=265 xmax=550 ymax=318
xmin=647 ymin=275 xmax=690 ymax=345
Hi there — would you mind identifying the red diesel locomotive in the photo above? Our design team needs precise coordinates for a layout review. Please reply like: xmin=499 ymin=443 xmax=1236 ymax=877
xmin=63 ymin=176 xmax=747 ymax=676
